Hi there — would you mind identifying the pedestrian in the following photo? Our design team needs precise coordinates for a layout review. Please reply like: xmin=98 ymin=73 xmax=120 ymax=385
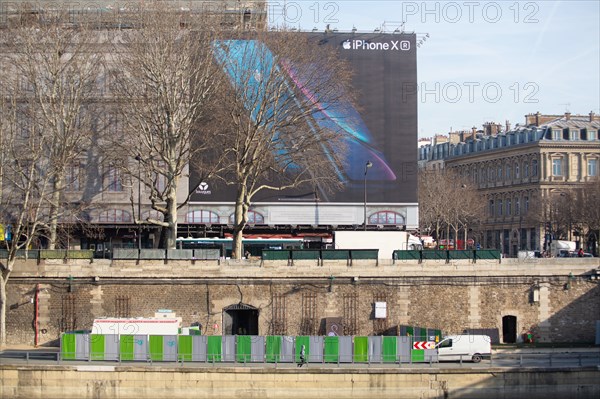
xmin=578 ymin=248 xmax=584 ymax=257
xmin=297 ymin=344 xmax=306 ymax=367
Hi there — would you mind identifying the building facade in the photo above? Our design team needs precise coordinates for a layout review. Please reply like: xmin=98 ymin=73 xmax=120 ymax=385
xmin=418 ymin=112 xmax=600 ymax=257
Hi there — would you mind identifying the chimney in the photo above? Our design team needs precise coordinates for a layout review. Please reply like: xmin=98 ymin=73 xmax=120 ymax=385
xmin=590 ymin=111 xmax=596 ymax=122
xmin=505 ymin=120 xmax=511 ymax=132
xmin=565 ymin=112 xmax=571 ymax=121
xmin=471 ymin=126 xmax=477 ymax=140
xmin=535 ymin=111 xmax=541 ymax=126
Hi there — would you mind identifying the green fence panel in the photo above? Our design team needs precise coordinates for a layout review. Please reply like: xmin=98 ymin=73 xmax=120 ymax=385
xmin=393 ymin=250 xmax=421 ymax=260
xmin=449 ymin=250 xmax=473 ymax=260
xmin=265 ymin=336 xmax=282 ymax=363
xmin=350 ymin=249 xmax=379 ymax=260
xmin=207 ymin=336 xmax=222 ymax=362
xmin=291 ymin=250 xmax=320 ymax=260
xmin=67 ymin=250 xmax=94 ymax=259
xmin=323 ymin=336 xmax=339 ymax=363
xmin=61 ymin=333 xmax=76 ymax=360
xmin=178 ymin=335 xmax=193 ymax=362
xmin=119 ymin=335 xmax=135 ymax=361
xmin=411 ymin=349 xmax=425 ymax=362
xmin=261 ymin=250 xmax=290 ymax=261
xmin=421 ymin=250 xmax=447 ymax=260
xmin=321 ymin=250 xmax=349 ymax=260
xmin=354 ymin=336 xmax=368 ymax=362
xmin=475 ymin=249 xmax=501 ymax=259
xmin=382 ymin=336 xmax=397 ymax=363
xmin=149 ymin=336 xmax=163 ymax=361
xmin=90 ymin=334 xmax=105 ymax=360
xmin=40 ymin=250 xmax=67 ymax=259
xmin=295 ymin=336 xmax=310 ymax=363
xmin=236 ymin=336 xmax=252 ymax=363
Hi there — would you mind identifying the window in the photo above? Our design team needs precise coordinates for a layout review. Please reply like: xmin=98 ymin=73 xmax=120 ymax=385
xmin=505 ymin=165 xmax=511 ymax=180
xmin=489 ymin=200 xmax=495 ymax=217
xmin=532 ymin=159 xmax=538 ymax=176
xmin=524 ymin=196 xmax=529 ymax=213
xmin=497 ymin=200 xmax=503 ymax=216
xmin=506 ymin=199 xmax=512 ymax=216
xmin=515 ymin=198 xmax=520 ymax=215
xmin=523 ymin=162 xmax=529 ymax=177
xmin=589 ymin=159 xmax=598 ymax=176
xmin=552 ymin=158 xmax=563 ymax=176
xmin=98 ymin=209 xmax=132 ymax=223
xmin=186 ymin=210 xmax=219 ymax=224
xmin=154 ymin=161 xmax=167 ymax=193
xmin=106 ymin=165 xmax=122 ymax=192
xmin=369 ymin=211 xmax=406 ymax=225
xmin=570 ymin=129 xmax=580 ymax=140
xmin=515 ymin=163 xmax=520 ymax=179
xmin=65 ymin=163 xmax=82 ymax=192
xmin=228 ymin=210 xmax=264 ymax=224
xmin=552 ymin=130 xmax=561 ymax=140
xmin=588 ymin=130 xmax=597 ymax=140
xmin=497 ymin=166 xmax=502 ymax=179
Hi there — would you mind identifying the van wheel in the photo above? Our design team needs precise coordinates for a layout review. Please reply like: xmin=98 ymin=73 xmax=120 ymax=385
xmin=472 ymin=354 xmax=482 ymax=363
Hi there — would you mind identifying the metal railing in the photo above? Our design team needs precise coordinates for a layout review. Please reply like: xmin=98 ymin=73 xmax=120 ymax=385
xmin=3 ymin=350 xmax=599 ymax=368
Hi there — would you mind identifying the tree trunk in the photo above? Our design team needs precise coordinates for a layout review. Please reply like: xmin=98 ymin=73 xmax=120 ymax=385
xmin=232 ymin=186 xmax=249 ymax=260
xmin=48 ymin=178 xmax=63 ymax=250
xmin=165 ymin=188 xmax=178 ymax=250
xmin=0 ymin=266 xmax=11 ymax=348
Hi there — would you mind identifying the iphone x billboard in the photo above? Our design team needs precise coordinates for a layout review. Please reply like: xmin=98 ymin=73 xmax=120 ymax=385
xmin=191 ymin=32 xmax=417 ymax=204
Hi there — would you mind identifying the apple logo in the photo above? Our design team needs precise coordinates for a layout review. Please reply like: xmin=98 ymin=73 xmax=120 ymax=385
xmin=342 ymin=40 xmax=351 ymax=50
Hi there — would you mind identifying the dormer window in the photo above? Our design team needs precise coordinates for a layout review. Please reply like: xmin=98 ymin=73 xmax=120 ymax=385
xmin=570 ymin=129 xmax=580 ymax=140
xmin=588 ymin=130 xmax=597 ymax=140
xmin=551 ymin=130 xmax=561 ymax=140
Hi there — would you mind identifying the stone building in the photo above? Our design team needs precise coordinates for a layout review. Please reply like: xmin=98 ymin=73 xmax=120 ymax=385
xmin=418 ymin=112 xmax=600 ymax=257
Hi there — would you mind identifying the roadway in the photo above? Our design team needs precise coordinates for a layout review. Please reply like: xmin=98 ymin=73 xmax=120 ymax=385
xmin=1 ymin=347 xmax=599 ymax=369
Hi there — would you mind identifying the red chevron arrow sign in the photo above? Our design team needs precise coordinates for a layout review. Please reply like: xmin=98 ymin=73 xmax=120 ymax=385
xmin=413 ymin=341 xmax=435 ymax=350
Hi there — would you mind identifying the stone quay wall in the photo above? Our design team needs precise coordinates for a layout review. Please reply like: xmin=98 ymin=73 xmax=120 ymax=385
xmin=4 ymin=257 xmax=600 ymax=346
xmin=1 ymin=364 xmax=599 ymax=399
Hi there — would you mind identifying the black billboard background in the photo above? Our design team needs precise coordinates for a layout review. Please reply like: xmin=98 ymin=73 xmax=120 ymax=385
xmin=191 ymin=32 xmax=417 ymax=204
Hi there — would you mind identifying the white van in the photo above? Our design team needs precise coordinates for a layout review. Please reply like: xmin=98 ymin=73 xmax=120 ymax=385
xmin=435 ymin=334 xmax=491 ymax=363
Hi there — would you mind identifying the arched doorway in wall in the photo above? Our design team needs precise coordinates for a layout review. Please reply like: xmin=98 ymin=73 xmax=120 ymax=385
xmin=502 ymin=315 xmax=517 ymax=343
xmin=223 ymin=303 xmax=259 ymax=336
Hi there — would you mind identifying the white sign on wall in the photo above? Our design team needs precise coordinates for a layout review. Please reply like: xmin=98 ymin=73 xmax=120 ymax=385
xmin=375 ymin=302 xmax=387 ymax=319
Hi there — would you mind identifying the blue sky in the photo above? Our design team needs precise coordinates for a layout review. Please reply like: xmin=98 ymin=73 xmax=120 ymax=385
xmin=268 ymin=1 xmax=600 ymax=137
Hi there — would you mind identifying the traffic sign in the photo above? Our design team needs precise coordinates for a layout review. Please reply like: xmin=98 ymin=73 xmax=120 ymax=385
xmin=413 ymin=341 xmax=434 ymax=350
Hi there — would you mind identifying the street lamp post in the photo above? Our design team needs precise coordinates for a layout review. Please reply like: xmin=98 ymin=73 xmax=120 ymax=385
xmin=135 ymin=155 xmax=142 ymax=255
xmin=363 ymin=161 xmax=372 ymax=231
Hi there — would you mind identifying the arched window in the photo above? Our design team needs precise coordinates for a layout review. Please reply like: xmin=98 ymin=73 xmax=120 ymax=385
xmin=141 ymin=210 xmax=164 ymax=222
xmin=98 ymin=209 xmax=132 ymax=223
xmin=368 ymin=211 xmax=405 ymax=225
xmin=186 ymin=210 xmax=219 ymax=224
xmin=229 ymin=210 xmax=264 ymax=224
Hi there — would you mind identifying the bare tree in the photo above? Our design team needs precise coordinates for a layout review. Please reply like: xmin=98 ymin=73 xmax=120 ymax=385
xmin=419 ymin=168 xmax=484 ymax=249
xmin=4 ymin=7 xmax=102 ymax=249
xmin=0 ymin=74 xmax=57 ymax=346
xmin=579 ymin=180 xmax=600 ymax=254
xmin=108 ymin=3 xmax=227 ymax=249
xmin=208 ymin=32 xmax=354 ymax=258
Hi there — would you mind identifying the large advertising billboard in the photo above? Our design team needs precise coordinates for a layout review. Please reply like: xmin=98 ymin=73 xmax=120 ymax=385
xmin=191 ymin=32 xmax=417 ymax=204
